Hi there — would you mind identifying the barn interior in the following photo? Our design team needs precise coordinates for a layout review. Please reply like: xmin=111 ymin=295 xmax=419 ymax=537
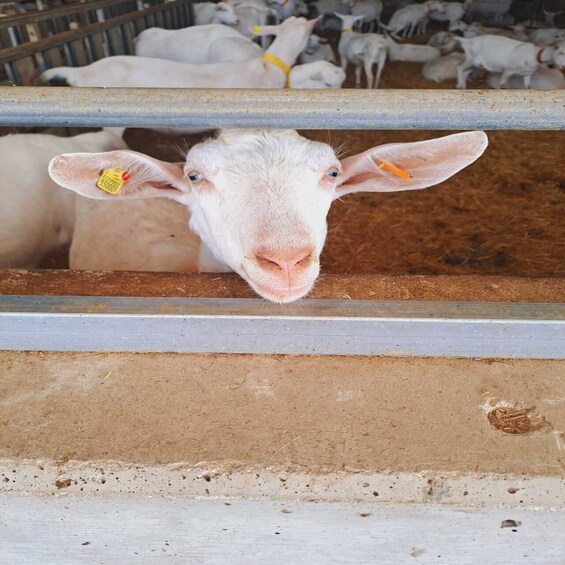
xmin=0 ymin=0 xmax=563 ymax=561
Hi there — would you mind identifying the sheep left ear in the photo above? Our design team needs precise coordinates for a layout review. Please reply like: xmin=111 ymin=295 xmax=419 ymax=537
xmin=334 ymin=131 xmax=488 ymax=199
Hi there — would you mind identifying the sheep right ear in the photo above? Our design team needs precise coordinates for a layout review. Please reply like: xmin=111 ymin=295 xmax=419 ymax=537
xmin=49 ymin=150 xmax=190 ymax=201
xmin=334 ymin=131 xmax=488 ymax=198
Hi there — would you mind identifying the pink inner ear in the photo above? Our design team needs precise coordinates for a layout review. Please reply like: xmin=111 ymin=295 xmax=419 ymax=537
xmin=341 ymin=169 xmax=376 ymax=186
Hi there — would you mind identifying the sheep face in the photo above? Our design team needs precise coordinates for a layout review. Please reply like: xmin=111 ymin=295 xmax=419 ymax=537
xmin=49 ymin=129 xmax=488 ymax=303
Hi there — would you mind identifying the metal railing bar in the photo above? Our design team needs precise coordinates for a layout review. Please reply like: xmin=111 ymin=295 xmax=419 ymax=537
xmin=0 ymin=87 xmax=562 ymax=130
xmin=1 ymin=296 xmax=563 ymax=358
xmin=0 ymin=0 xmax=188 ymax=66
xmin=0 ymin=0 xmax=144 ymax=30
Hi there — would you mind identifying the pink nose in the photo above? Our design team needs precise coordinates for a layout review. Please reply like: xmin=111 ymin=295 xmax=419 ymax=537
xmin=254 ymin=247 xmax=315 ymax=276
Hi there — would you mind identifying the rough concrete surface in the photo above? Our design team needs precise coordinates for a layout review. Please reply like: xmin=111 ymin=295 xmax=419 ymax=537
xmin=0 ymin=352 xmax=563 ymax=475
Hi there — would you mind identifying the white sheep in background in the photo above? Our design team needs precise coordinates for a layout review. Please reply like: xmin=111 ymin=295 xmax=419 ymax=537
xmin=230 ymin=4 xmax=279 ymax=47
xmin=456 ymin=35 xmax=565 ymax=89
xmin=208 ymin=35 xmax=263 ymax=62
xmin=529 ymin=27 xmax=565 ymax=46
xmin=193 ymin=2 xmax=239 ymax=25
xmin=268 ymin=0 xmax=297 ymax=21
xmin=297 ymin=0 xmax=351 ymax=33
xmin=542 ymin=9 xmax=563 ymax=27
xmin=206 ymin=39 xmax=343 ymax=88
xmin=422 ymin=52 xmax=465 ymax=82
xmin=428 ymin=31 xmax=458 ymax=53
xmin=0 ymin=130 xmax=126 ymax=268
xmin=428 ymin=0 xmax=469 ymax=25
xmin=460 ymin=22 xmax=529 ymax=41
xmin=343 ymin=0 xmax=383 ymax=32
xmin=134 ymin=24 xmax=246 ymax=64
xmin=49 ymin=129 xmax=488 ymax=302
xmin=466 ymin=0 xmax=511 ymax=25
xmin=298 ymin=0 xmax=351 ymax=17
xmin=41 ymin=17 xmax=319 ymax=89
xmin=289 ymin=61 xmax=346 ymax=87
xmin=299 ymin=33 xmax=336 ymax=64
xmin=336 ymin=13 xmax=388 ymax=88
xmin=486 ymin=65 xmax=565 ymax=89
xmin=383 ymin=1 xmax=446 ymax=38
xmin=448 ymin=19 xmax=467 ymax=33
xmin=385 ymin=37 xmax=441 ymax=62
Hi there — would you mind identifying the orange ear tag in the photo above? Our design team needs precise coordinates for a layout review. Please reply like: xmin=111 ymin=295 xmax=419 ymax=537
xmin=97 ymin=168 xmax=130 ymax=195
xmin=377 ymin=161 xmax=410 ymax=180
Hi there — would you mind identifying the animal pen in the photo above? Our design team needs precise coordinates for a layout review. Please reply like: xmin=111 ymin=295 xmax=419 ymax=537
xmin=0 ymin=0 xmax=564 ymax=562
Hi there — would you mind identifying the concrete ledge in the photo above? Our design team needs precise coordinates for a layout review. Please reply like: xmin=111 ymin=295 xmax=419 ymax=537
xmin=1 ymin=460 xmax=563 ymax=508
xmin=1 ymin=352 xmax=564 ymax=475
xmin=2 ymin=496 xmax=564 ymax=564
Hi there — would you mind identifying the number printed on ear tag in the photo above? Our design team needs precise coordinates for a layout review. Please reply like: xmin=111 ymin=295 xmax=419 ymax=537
xmin=97 ymin=168 xmax=130 ymax=195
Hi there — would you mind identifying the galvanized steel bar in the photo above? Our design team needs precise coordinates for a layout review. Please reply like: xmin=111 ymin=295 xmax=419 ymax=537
xmin=0 ymin=296 xmax=563 ymax=358
xmin=0 ymin=87 xmax=563 ymax=130
xmin=0 ymin=0 xmax=148 ymax=30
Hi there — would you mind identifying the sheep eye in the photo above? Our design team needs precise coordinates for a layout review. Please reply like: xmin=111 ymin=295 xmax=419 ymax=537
xmin=326 ymin=168 xmax=339 ymax=179
xmin=187 ymin=171 xmax=203 ymax=182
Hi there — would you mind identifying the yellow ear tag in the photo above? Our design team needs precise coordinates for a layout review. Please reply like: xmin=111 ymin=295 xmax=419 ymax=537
xmin=252 ymin=25 xmax=262 ymax=35
xmin=96 ymin=168 xmax=130 ymax=195
xmin=378 ymin=161 xmax=410 ymax=180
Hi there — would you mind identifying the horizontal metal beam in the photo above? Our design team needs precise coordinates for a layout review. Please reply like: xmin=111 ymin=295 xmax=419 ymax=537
xmin=0 ymin=0 xmax=141 ymax=30
xmin=1 ymin=296 xmax=563 ymax=358
xmin=0 ymin=88 xmax=563 ymax=130
xmin=0 ymin=0 xmax=189 ymax=66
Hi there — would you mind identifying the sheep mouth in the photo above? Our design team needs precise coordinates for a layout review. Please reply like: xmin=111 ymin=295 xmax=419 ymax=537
xmin=248 ymin=279 xmax=314 ymax=303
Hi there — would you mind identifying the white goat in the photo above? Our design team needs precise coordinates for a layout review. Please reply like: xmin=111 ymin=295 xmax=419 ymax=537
xmin=49 ymin=129 xmax=488 ymax=303
xmin=193 ymin=2 xmax=239 ymax=25
xmin=205 ymin=39 xmax=344 ymax=87
xmin=208 ymin=35 xmax=263 ymax=62
xmin=529 ymin=27 xmax=565 ymax=46
xmin=456 ymin=35 xmax=565 ymax=89
xmin=422 ymin=52 xmax=465 ymax=82
xmin=299 ymin=0 xmax=351 ymax=17
xmin=134 ymin=24 xmax=245 ymax=64
xmin=461 ymin=22 xmax=529 ymax=41
xmin=343 ymin=0 xmax=383 ymax=32
xmin=428 ymin=0 xmax=469 ymax=24
xmin=486 ymin=65 xmax=565 ymax=89
xmin=383 ymin=1 xmax=446 ymax=38
xmin=0 ymin=130 xmax=126 ymax=268
xmin=297 ymin=0 xmax=351 ymax=33
xmin=466 ymin=0 xmax=511 ymax=24
xmin=336 ymin=14 xmax=388 ymax=88
xmin=428 ymin=31 xmax=458 ymax=53
xmin=385 ymin=37 xmax=440 ymax=62
xmin=230 ymin=4 xmax=278 ymax=47
xmin=543 ymin=9 xmax=563 ymax=27
xmin=289 ymin=61 xmax=346 ymax=87
xmin=41 ymin=17 xmax=319 ymax=89
xmin=268 ymin=0 xmax=297 ymax=21
xmin=299 ymin=33 xmax=336 ymax=64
